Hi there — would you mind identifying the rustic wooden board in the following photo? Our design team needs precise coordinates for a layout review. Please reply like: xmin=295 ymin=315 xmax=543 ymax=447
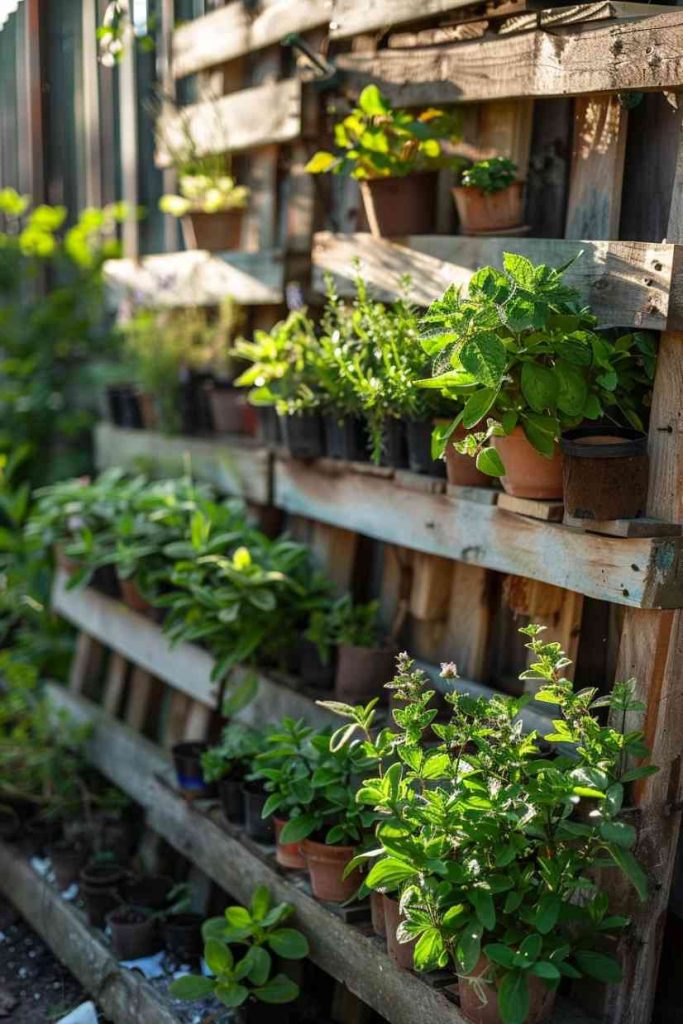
xmin=104 ymin=249 xmax=284 ymax=308
xmin=273 ymin=457 xmax=683 ymax=608
xmin=0 ymin=841 xmax=181 ymax=1024
xmin=331 ymin=0 xmax=505 ymax=38
xmin=563 ymin=514 xmax=682 ymax=537
xmin=497 ymin=494 xmax=564 ymax=522
xmin=565 ymin=95 xmax=628 ymax=240
xmin=172 ymin=0 xmax=333 ymax=79
xmin=155 ymin=79 xmax=302 ymax=167
xmin=336 ymin=11 xmax=683 ymax=104
xmin=312 ymin=232 xmax=683 ymax=330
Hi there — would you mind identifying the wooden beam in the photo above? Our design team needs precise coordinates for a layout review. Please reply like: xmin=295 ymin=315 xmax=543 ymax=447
xmin=336 ymin=11 xmax=683 ymax=105
xmin=94 ymin=423 xmax=272 ymax=506
xmin=155 ymin=79 xmax=302 ymax=168
xmin=565 ymin=95 xmax=628 ymax=240
xmin=273 ymin=457 xmax=683 ymax=609
xmin=312 ymin=232 xmax=683 ymax=330
xmin=118 ymin=34 xmax=138 ymax=258
xmin=172 ymin=0 xmax=333 ymax=79
xmin=104 ymin=248 xmax=284 ymax=307
xmin=331 ymin=0 xmax=493 ymax=39
xmin=0 ymin=841 xmax=181 ymax=1024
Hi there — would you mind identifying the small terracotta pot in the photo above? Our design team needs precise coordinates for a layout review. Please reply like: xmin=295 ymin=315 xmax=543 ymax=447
xmin=360 ymin=173 xmax=438 ymax=237
xmin=117 ymin=573 xmax=154 ymax=616
xmin=452 ymin=181 xmax=524 ymax=234
xmin=370 ymin=890 xmax=387 ymax=937
xmin=107 ymin=905 xmax=159 ymax=960
xmin=459 ymin=956 xmax=556 ymax=1024
xmin=47 ymin=841 xmax=87 ymax=891
xmin=492 ymin=427 xmax=563 ymax=499
xmin=181 ymin=209 xmax=243 ymax=252
xmin=301 ymin=838 xmax=361 ymax=902
xmin=274 ymin=817 xmax=306 ymax=870
xmin=335 ymin=644 xmax=397 ymax=704
xmin=383 ymin=895 xmax=416 ymax=969
xmin=80 ymin=862 xmax=126 ymax=928
xmin=438 ymin=421 xmax=491 ymax=488
xmin=560 ymin=426 xmax=648 ymax=520
xmin=209 ymin=386 xmax=246 ymax=435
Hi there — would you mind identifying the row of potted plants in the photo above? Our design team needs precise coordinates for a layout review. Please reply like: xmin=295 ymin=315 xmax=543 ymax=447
xmin=167 ymin=626 xmax=653 ymax=1024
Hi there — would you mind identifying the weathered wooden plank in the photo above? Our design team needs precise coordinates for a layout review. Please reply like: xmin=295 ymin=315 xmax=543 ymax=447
xmin=565 ymin=95 xmax=628 ymax=240
xmin=273 ymin=457 xmax=683 ymax=609
xmin=68 ymin=631 xmax=102 ymax=694
xmin=95 ymin=421 xmax=272 ymax=507
xmin=52 ymin=569 xmax=219 ymax=708
xmin=336 ymin=11 xmax=683 ymax=104
xmin=331 ymin=0 xmax=496 ymax=38
xmin=497 ymin=494 xmax=564 ymax=522
xmin=125 ymin=666 xmax=155 ymax=730
xmin=312 ymin=232 xmax=682 ymax=330
xmin=172 ymin=0 xmax=333 ymax=79
xmin=104 ymin=249 xmax=284 ymax=308
xmin=102 ymin=651 xmax=128 ymax=715
xmin=562 ymin=514 xmax=682 ymax=537
xmin=0 ymin=841 xmax=181 ymax=1024
xmin=230 ymin=665 xmax=336 ymax=730
xmin=156 ymin=79 xmax=302 ymax=168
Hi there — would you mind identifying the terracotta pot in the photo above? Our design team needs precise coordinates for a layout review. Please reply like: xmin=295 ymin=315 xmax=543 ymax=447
xmin=301 ymin=838 xmax=361 ymax=902
xmin=107 ymin=905 xmax=159 ymax=960
xmin=438 ymin=421 xmax=491 ymax=488
xmin=452 ymin=181 xmax=524 ymax=234
xmin=360 ymin=173 xmax=438 ymax=237
xmin=274 ymin=817 xmax=306 ymax=870
xmin=370 ymin=890 xmax=387 ymax=937
xmin=80 ymin=862 xmax=126 ymax=927
xmin=117 ymin=573 xmax=154 ymax=616
xmin=459 ymin=956 xmax=556 ymax=1024
xmin=492 ymin=427 xmax=563 ymax=499
xmin=208 ymin=385 xmax=247 ymax=435
xmin=181 ymin=209 xmax=243 ymax=252
xmin=383 ymin=895 xmax=416 ymax=969
xmin=560 ymin=426 xmax=648 ymax=520
xmin=47 ymin=840 xmax=87 ymax=891
xmin=335 ymin=644 xmax=397 ymax=704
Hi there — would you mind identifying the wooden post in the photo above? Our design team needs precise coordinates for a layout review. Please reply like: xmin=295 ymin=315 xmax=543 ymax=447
xmin=82 ymin=0 xmax=102 ymax=208
xmin=565 ymin=94 xmax=628 ymax=240
xmin=118 ymin=36 xmax=139 ymax=258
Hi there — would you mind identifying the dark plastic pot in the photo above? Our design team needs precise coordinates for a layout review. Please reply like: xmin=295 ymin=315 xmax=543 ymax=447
xmin=107 ymin=905 xmax=159 ymax=960
xmin=335 ymin=644 xmax=397 ymax=704
xmin=172 ymin=742 xmax=212 ymax=797
xmin=164 ymin=912 xmax=204 ymax=965
xmin=107 ymin=384 xmax=144 ymax=429
xmin=241 ymin=782 xmax=274 ymax=843
xmin=299 ymin=640 xmax=335 ymax=690
xmin=379 ymin=420 xmax=409 ymax=469
xmin=0 ymin=807 xmax=20 ymax=842
xmin=208 ymin=383 xmax=246 ymax=435
xmin=360 ymin=173 xmax=438 ymax=237
xmin=218 ymin=775 xmax=246 ymax=824
xmin=91 ymin=812 xmax=138 ymax=861
xmin=560 ymin=426 xmax=648 ymax=521
xmin=281 ymin=414 xmax=325 ymax=460
xmin=80 ymin=862 xmax=126 ymax=928
xmin=179 ymin=370 xmax=214 ymax=436
xmin=47 ymin=840 xmax=87 ymax=891
xmin=122 ymin=874 xmax=174 ymax=911
xmin=256 ymin=406 xmax=281 ymax=445
xmin=323 ymin=415 xmax=369 ymax=462
xmin=20 ymin=816 xmax=62 ymax=857
xmin=242 ymin=1000 xmax=292 ymax=1024
xmin=405 ymin=420 xmax=447 ymax=477
xmin=91 ymin=564 xmax=121 ymax=599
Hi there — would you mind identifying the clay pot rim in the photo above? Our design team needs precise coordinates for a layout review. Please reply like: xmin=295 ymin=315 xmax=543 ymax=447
xmin=301 ymin=837 xmax=356 ymax=857
xmin=452 ymin=178 xmax=525 ymax=195
xmin=106 ymin=904 xmax=154 ymax=926
xmin=560 ymin=425 xmax=647 ymax=459
xmin=338 ymin=640 xmax=396 ymax=656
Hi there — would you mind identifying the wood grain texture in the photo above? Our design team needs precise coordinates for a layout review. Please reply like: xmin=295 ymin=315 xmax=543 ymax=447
xmin=312 ymin=232 xmax=682 ymax=329
xmin=273 ymin=457 xmax=683 ymax=608
xmin=336 ymin=11 xmax=683 ymax=104
xmin=0 ymin=841 xmax=181 ymax=1024
xmin=565 ymin=95 xmax=628 ymax=240
xmin=331 ymin=0 xmax=502 ymax=38
xmin=95 ymin=423 xmax=272 ymax=506
xmin=104 ymin=249 xmax=284 ymax=308
xmin=156 ymin=79 xmax=302 ymax=167
xmin=172 ymin=0 xmax=333 ymax=78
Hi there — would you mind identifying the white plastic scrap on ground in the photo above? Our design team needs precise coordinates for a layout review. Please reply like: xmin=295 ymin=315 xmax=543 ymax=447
xmin=119 ymin=950 xmax=166 ymax=978
xmin=55 ymin=1001 xmax=99 ymax=1024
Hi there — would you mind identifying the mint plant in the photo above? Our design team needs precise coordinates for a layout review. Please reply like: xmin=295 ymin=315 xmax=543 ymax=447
xmin=201 ymin=722 xmax=265 ymax=784
xmin=460 ymin=157 xmax=517 ymax=194
xmin=418 ymin=253 xmax=655 ymax=475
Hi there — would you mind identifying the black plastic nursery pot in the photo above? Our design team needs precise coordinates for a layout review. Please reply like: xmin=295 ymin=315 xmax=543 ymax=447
xmin=379 ymin=419 xmax=409 ymax=469
xmin=79 ymin=861 xmax=127 ymax=928
xmin=47 ymin=840 xmax=87 ymax=891
xmin=122 ymin=874 xmax=174 ymax=911
xmin=405 ymin=420 xmax=447 ymax=478
xmin=106 ymin=384 xmax=144 ymax=430
xmin=107 ymin=905 xmax=159 ymax=960
xmin=241 ymin=781 xmax=275 ymax=843
xmin=323 ymin=414 xmax=369 ymax=462
xmin=179 ymin=370 xmax=214 ymax=436
xmin=164 ymin=912 xmax=204 ymax=965
xmin=299 ymin=639 xmax=335 ymax=690
xmin=560 ymin=426 xmax=649 ymax=521
xmin=334 ymin=643 xmax=397 ymax=704
xmin=242 ymin=999 xmax=293 ymax=1024
xmin=92 ymin=811 xmax=138 ymax=862
xmin=256 ymin=406 xmax=281 ymax=445
xmin=218 ymin=775 xmax=246 ymax=824
xmin=281 ymin=413 xmax=325 ymax=460
xmin=171 ymin=742 xmax=212 ymax=798
xmin=91 ymin=564 xmax=121 ymax=600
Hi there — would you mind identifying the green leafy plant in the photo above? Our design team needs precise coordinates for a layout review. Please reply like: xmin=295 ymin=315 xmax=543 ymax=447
xmin=170 ymin=886 xmax=308 ymax=1012
xmin=305 ymin=596 xmax=381 ymax=665
xmin=160 ymin=175 xmax=249 ymax=217
xmin=460 ymin=157 xmax=517 ymax=194
xmin=232 ymin=310 xmax=320 ymax=417
xmin=306 ymin=85 xmax=461 ymax=180
xmin=321 ymin=628 xmax=654 ymax=1024
xmin=201 ymin=721 xmax=265 ymax=784
xmin=418 ymin=253 xmax=655 ymax=475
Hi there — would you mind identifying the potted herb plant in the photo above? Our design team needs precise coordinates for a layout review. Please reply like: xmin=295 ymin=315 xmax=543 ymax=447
xmin=201 ymin=722 xmax=265 ymax=825
xmin=172 ymin=741 xmax=212 ymax=799
xmin=418 ymin=254 xmax=654 ymax=498
xmin=171 ymin=886 xmax=308 ymax=1021
xmin=306 ymin=596 xmax=395 ymax=704
xmin=106 ymin=904 xmax=159 ymax=960
xmin=307 ymin=85 xmax=461 ymax=237
xmin=324 ymin=629 xmax=655 ymax=1024
xmin=453 ymin=157 xmax=524 ymax=234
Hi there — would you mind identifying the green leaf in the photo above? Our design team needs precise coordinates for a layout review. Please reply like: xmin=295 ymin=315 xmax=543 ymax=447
xmin=531 ymin=961 xmax=561 ymax=981
xmin=522 ymin=413 xmax=558 ymax=458
xmin=168 ymin=975 xmax=215 ymax=1000
xmin=470 ymin=890 xmax=496 ymax=930
xmin=462 ymin=387 xmax=498 ymax=428
xmin=521 ymin=362 xmax=559 ymax=413
xmin=498 ymin=970 xmax=529 ymax=1024
xmin=476 ymin=446 xmax=505 ymax=477
xmin=244 ymin=945 xmax=272 ymax=985
xmin=503 ymin=252 xmax=536 ymax=289
xmin=414 ymin=927 xmax=446 ymax=971
xmin=223 ymin=671 xmax=258 ymax=715
xmin=279 ymin=814 xmax=317 ymax=845
xmin=459 ymin=332 xmax=507 ymax=388
xmin=518 ymin=933 xmax=542 ymax=964
xmin=456 ymin=919 xmax=483 ymax=974
xmin=608 ymin=845 xmax=649 ymax=901
xmin=485 ymin=943 xmax=516 ymax=969
xmin=574 ymin=951 xmax=622 ymax=984
xmin=366 ymin=857 xmax=417 ymax=889
xmin=204 ymin=938 xmax=233 ymax=976
xmin=535 ymin=894 xmax=561 ymax=935
xmin=202 ymin=917 xmax=227 ymax=941
xmin=268 ymin=928 xmax=310 ymax=960
xmin=358 ymin=84 xmax=389 ymax=116
xmin=224 ymin=906 xmax=253 ymax=932
xmin=254 ymin=973 xmax=300 ymax=1004
xmin=599 ymin=820 xmax=636 ymax=849
xmin=555 ymin=360 xmax=588 ymax=416
xmin=215 ymin=982 xmax=249 ymax=1008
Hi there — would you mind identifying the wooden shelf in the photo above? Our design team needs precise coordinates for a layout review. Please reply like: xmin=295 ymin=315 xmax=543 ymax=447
xmin=104 ymin=249 xmax=284 ymax=308
xmin=46 ymin=685 xmax=594 ymax=1024
xmin=312 ymin=232 xmax=683 ymax=330
xmin=0 ymin=839 xmax=181 ymax=1024
xmin=95 ymin=422 xmax=272 ymax=506
xmin=273 ymin=456 xmax=683 ymax=609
